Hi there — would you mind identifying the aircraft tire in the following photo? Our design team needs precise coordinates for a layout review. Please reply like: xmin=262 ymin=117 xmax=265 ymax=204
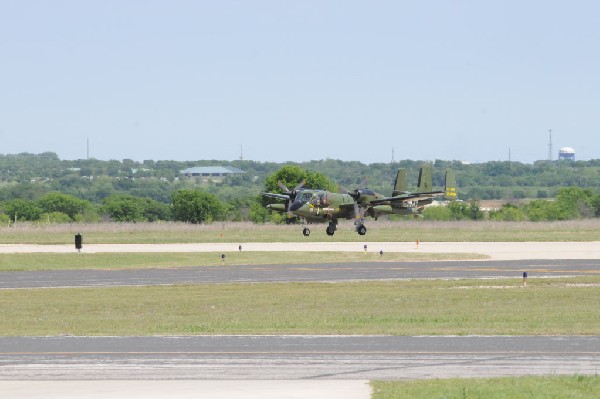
xmin=303 ymin=228 xmax=310 ymax=236
xmin=326 ymin=226 xmax=335 ymax=236
xmin=357 ymin=225 xmax=367 ymax=235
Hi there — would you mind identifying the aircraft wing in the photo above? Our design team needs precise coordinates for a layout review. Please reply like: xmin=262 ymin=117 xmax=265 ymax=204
xmin=370 ymin=190 xmax=444 ymax=205
xmin=261 ymin=192 xmax=290 ymax=201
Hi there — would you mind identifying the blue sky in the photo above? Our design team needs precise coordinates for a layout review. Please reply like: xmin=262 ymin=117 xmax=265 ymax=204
xmin=1 ymin=1 xmax=599 ymax=164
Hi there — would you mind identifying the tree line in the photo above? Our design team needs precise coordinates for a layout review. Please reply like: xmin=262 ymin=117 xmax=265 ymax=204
xmin=423 ymin=187 xmax=600 ymax=222
xmin=2 ymin=153 xmax=600 ymax=224
xmin=0 ymin=190 xmax=227 ymax=224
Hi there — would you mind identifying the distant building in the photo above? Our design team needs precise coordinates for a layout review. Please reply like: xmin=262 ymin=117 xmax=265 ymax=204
xmin=558 ymin=147 xmax=575 ymax=161
xmin=180 ymin=166 xmax=245 ymax=178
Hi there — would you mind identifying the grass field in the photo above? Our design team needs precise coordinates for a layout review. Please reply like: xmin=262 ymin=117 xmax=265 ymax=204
xmin=1 ymin=278 xmax=599 ymax=336
xmin=3 ymin=220 xmax=598 ymax=393
xmin=2 ymin=219 xmax=600 ymax=244
xmin=0 ymin=251 xmax=486 ymax=272
xmin=371 ymin=375 xmax=600 ymax=399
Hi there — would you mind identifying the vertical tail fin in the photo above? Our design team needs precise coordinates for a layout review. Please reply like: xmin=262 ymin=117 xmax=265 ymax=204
xmin=416 ymin=164 xmax=433 ymax=193
xmin=392 ymin=169 xmax=408 ymax=196
xmin=444 ymin=169 xmax=457 ymax=200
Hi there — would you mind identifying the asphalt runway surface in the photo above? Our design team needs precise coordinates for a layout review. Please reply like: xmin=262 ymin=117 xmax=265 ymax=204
xmin=2 ymin=335 xmax=600 ymax=380
xmin=1 ymin=242 xmax=599 ymax=398
xmin=1 ymin=259 xmax=599 ymax=289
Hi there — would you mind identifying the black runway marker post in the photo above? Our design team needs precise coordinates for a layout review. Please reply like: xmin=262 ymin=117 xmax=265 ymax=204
xmin=75 ymin=233 xmax=82 ymax=252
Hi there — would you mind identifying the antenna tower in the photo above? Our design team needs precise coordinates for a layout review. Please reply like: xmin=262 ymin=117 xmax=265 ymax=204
xmin=239 ymin=145 xmax=244 ymax=161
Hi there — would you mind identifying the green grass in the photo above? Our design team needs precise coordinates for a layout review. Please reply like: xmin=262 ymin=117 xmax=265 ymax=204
xmin=0 ymin=251 xmax=486 ymax=272
xmin=1 ymin=278 xmax=599 ymax=336
xmin=371 ymin=375 xmax=600 ymax=399
xmin=2 ymin=220 xmax=600 ymax=244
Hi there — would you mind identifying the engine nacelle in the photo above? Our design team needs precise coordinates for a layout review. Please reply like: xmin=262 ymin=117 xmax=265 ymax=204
xmin=267 ymin=204 xmax=286 ymax=212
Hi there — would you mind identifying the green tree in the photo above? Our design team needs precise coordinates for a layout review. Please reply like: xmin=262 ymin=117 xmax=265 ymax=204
xmin=2 ymin=199 xmax=42 ymax=221
xmin=101 ymin=195 xmax=147 ymax=222
xmin=592 ymin=195 xmax=600 ymax=217
xmin=142 ymin=198 xmax=171 ymax=221
xmin=41 ymin=212 xmax=73 ymax=223
xmin=423 ymin=206 xmax=452 ymax=221
xmin=264 ymin=165 xmax=337 ymax=195
xmin=0 ymin=213 xmax=10 ymax=225
xmin=555 ymin=187 xmax=596 ymax=219
xmin=490 ymin=204 xmax=526 ymax=221
xmin=248 ymin=201 xmax=271 ymax=223
xmin=37 ymin=192 xmax=89 ymax=221
xmin=171 ymin=189 xmax=226 ymax=223
xmin=468 ymin=202 xmax=484 ymax=220
xmin=447 ymin=201 xmax=483 ymax=221
xmin=523 ymin=199 xmax=556 ymax=221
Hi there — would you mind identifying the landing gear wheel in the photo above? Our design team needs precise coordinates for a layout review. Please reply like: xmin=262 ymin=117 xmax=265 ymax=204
xmin=357 ymin=225 xmax=367 ymax=235
xmin=302 ymin=228 xmax=311 ymax=236
xmin=326 ymin=226 xmax=335 ymax=236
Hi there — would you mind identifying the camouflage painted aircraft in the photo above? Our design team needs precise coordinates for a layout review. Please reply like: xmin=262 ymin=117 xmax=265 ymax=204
xmin=262 ymin=165 xmax=456 ymax=236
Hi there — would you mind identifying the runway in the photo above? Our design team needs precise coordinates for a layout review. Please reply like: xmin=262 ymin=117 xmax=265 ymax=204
xmin=2 ymin=242 xmax=599 ymax=397
xmin=2 ymin=335 xmax=599 ymax=380
xmin=1 ymin=259 xmax=599 ymax=289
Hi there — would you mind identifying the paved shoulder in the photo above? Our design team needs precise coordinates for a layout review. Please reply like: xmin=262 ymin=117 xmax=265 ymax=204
xmin=0 ymin=380 xmax=372 ymax=399
xmin=2 ymin=242 xmax=600 ymax=260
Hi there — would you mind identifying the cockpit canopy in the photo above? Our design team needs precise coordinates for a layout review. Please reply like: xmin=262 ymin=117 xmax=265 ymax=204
xmin=290 ymin=190 xmax=329 ymax=211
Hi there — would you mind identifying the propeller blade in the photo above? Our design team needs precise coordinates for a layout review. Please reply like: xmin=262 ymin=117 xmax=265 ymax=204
xmin=261 ymin=192 xmax=290 ymax=201
xmin=277 ymin=180 xmax=290 ymax=193
xmin=294 ymin=180 xmax=306 ymax=191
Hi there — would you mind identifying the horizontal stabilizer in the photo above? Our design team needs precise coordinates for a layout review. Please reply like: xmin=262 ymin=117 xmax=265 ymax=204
xmin=370 ymin=190 xmax=443 ymax=206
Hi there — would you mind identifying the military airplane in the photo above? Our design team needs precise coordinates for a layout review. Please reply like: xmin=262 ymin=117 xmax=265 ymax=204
xmin=262 ymin=165 xmax=456 ymax=236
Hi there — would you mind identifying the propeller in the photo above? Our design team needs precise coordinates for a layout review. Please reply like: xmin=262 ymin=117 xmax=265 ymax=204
xmin=277 ymin=180 xmax=305 ymax=217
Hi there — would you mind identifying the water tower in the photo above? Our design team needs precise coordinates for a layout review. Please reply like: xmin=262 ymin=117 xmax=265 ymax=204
xmin=558 ymin=147 xmax=575 ymax=161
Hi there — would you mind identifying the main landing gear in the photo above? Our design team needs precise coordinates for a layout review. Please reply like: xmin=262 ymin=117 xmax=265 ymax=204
xmin=356 ymin=224 xmax=367 ymax=236
xmin=326 ymin=220 xmax=338 ymax=236
xmin=299 ymin=221 xmax=366 ymax=236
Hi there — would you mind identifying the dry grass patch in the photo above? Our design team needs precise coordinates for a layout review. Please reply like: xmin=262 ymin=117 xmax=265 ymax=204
xmin=2 ymin=220 xmax=600 ymax=244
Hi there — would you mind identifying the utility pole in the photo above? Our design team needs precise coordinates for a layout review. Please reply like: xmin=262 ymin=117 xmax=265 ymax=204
xmin=548 ymin=129 xmax=553 ymax=161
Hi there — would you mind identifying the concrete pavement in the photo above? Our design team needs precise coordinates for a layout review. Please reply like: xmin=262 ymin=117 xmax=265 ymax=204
xmin=1 ymin=241 xmax=600 ymax=260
